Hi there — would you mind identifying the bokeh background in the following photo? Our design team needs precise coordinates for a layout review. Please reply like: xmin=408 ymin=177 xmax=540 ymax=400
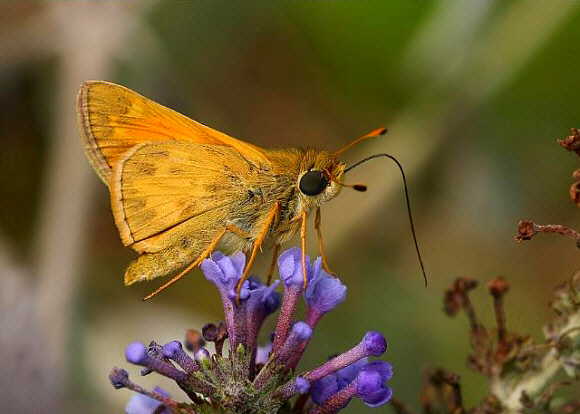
xmin=1 ymin=2 xmax=579 ymax=413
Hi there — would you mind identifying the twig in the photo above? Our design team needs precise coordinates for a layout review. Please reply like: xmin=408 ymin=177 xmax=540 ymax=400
xmin=444 ymin=278 xmax=480 ymax=334
xmin=515 ymin=220 xmax=580 ymax=246
xmin=487 ymin=277 xmax=510 ymax=357
xmin=557 ymin=127 xmax=580 ymax=157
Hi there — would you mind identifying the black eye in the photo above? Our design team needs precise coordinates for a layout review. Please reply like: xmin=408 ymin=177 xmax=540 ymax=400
xmin=299 ymin=170 xmax=329 ymax=196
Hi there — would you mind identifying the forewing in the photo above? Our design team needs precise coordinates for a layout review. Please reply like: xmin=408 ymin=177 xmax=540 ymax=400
xmin=77 ymin=81 xmax=269 ymax=184
xmin=111 ymin=142 xmax=253 ymax=253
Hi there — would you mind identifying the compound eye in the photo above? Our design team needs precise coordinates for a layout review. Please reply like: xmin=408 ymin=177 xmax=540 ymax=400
xmin=299 ymin=170 xmax=329 ymax=196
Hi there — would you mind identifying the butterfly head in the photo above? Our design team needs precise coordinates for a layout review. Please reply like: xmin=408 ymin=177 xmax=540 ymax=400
xmin=296 ymin=150 xmax=346 ymax=210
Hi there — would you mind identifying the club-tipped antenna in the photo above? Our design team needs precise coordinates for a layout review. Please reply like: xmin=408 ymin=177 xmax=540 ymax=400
xmin=336 ymin=181 xmax=367 ymax=192
xmin=325 ymin=169 xmax=367 ymax=192
xmin=333 ymin=126 xmax=388 ymax=157
xmin=345 ymin=153 xmax=427 ymax=286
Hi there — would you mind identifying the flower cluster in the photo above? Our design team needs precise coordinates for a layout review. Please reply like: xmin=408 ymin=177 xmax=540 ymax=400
xmin=110 ymin=248 xmax=392 ymax=413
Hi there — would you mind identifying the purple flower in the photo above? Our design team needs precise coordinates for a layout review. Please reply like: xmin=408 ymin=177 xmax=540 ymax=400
xmin=195 ymin=347 xmax=210 ymax=362
xmin=125 ymin=342 xmax=148 ymax=365
xmin=139 ymin=342 xmax=165 ymax=376
xmin=310 ymin=358 xmax=368 ymax=404
xmin=110 ymin=249 xmax=392 ymax=414
xmin=294 ymin=376 xmax=310 ymax=394
xmin=311 ymin=374 xmax=339 ymax=405
xmin=274 ymin=375 xmax=311 ymax=399
xmin=361 ymin=331 xmax=388 ymax=357
xmin=281 ymin=263 xmax=347 ymax=370
xmin=304 ymin=266 xmax=347 ymax=315
xmin=246 ymin=277 xmax=281 ymax=314
xmin=275 ymin=322 xmax=313 ymax=364
xmin=125 ymin=386 xmax=170 ymax=414
xmin=272 ymin=249 xmax=315 ymax=355
xmin=246 ymin=277 xmax=281 ymax=322
xmin=278 ymin=248 xmax=311 ymax=287
xmin=290 ymin=321 xmax=313 ymax=341
xmin=356 ymin=361 xmax=393 ymax=407
xmin=162 ymin=341 xmax=197 ymax=373
xmin=109 ymin=367 xmax=129 ymax=389
xmin=255 ymin=342 xmax=272 ymax=365
xmin=201 ymin=251 xmax=247 ymax=299
xmin=311 ymin=360 xmax=393 ymax=410
xmin=201 ymin=251 xmax=249 ymax=349
xmin=125 ymin=342 xmax=188 ymax=383
xmin=305 ymin=332 xmax=387 ymax=383
xmin=246 ymin=277 xmax=281 ymax=353
xmin=336 ymin=357 xmax=369 ymax=389
xmin=109 ymin=369 xmax=177 ymax=412
xmin=161 ymin=340 xmax=183 ymax=359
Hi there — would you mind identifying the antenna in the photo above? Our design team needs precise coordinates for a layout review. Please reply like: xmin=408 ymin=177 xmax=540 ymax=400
xmin=333 ymin=126 xmax=388 ymax=157
xmin=346 ymin=153 xmax=428 ymax=286
xmin=324 ymin=168 xmax=367 ymax=192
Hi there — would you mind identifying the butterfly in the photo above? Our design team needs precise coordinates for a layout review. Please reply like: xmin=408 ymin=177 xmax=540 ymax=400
xmin=78 ymin=81 xmax=423 ymax=300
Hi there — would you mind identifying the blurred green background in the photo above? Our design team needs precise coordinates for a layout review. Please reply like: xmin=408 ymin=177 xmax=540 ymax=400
xmin=1 ymin=2 xmax=579 ymax=413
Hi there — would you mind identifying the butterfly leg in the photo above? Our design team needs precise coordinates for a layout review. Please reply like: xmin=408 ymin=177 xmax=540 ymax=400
xmin=143 ymin=228 xmax=228 ymax=300
xmin=315 ymin=207 xmax=334 ymax=275
xmin=225 ymin=225 xmax=252 ymax=241
xmin=266 ymin=243 xmax=281 ymax=285
xmin=235 ymin=202 xmax=280 ymax=304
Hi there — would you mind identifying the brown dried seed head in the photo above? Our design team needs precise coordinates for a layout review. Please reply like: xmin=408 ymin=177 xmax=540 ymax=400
xmin=516 ymin=220 xmax=535 ymax=241
xmin=202 ymin=323 xmax=218 ymax=341
xmin=217 ymin=321 xmax=228 ymax=340
xmin=185 ymin=329 xmax=205 ymax=352
xmin=443 ymin=289 xmax=462 ymax=316
xmin=443 ymin=277 xmax=478 ymax=316
xmin=487 ymin=276 xmax=509 ymax=297
xmin=557 ymin=127 xmax=580 ymax=154
xmin=456 ymin=277 xmax=478 ymax=291
xmin=570 ymin=181 xmax=580 ymax=207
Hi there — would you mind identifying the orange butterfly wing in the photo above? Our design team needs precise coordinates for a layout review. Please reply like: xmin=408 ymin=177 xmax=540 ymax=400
xmin=77 ymin=80 xmax=269 ymax=185
xmin=110 ymin=142 xmax=255 ymax=253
